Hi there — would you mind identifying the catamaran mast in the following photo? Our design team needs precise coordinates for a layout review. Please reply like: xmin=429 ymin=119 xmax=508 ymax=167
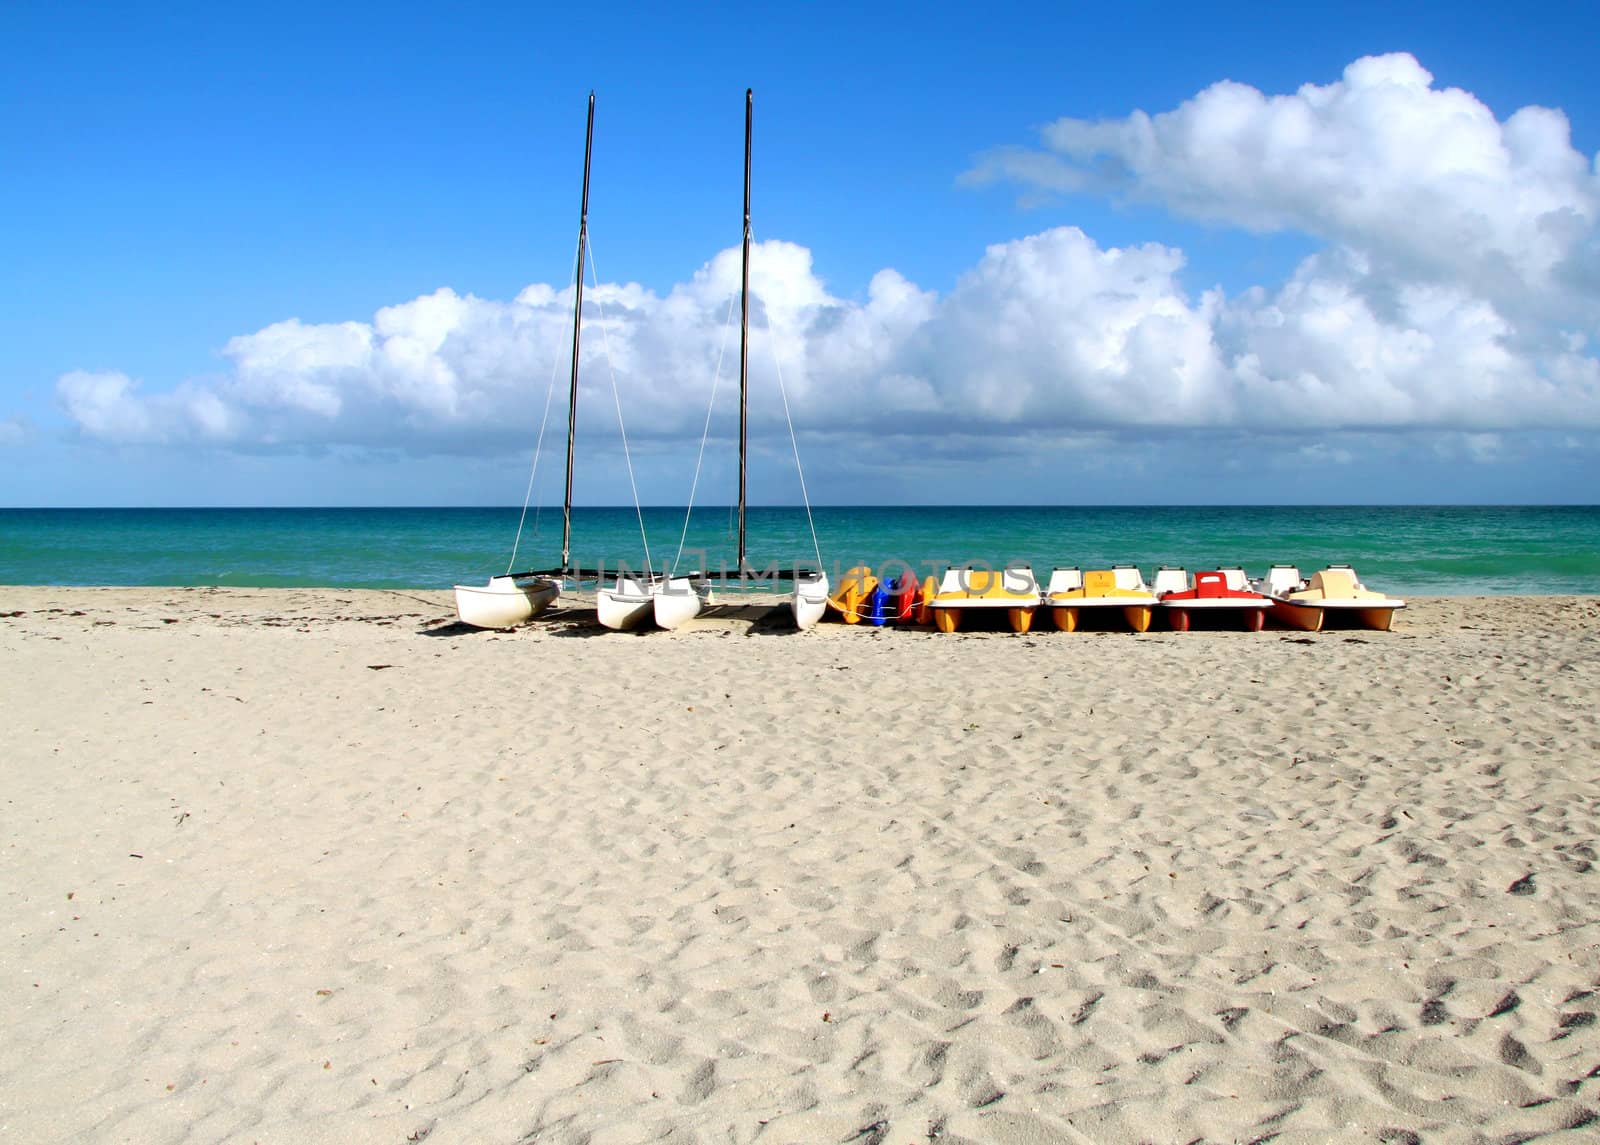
xmin=561 ymin=92 xmax=595 ymax=573
xmin=737 ymin=88 xmax=752 ymax=572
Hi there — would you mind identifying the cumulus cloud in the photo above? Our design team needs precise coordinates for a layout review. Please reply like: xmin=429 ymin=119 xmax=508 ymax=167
xmin=51 ymin=54 xmax=1600 ymax=465
xmin=967 ymin=54 xmax=1599 ymax=313
xmin=58 ymin=370 xmax=242 ymax=444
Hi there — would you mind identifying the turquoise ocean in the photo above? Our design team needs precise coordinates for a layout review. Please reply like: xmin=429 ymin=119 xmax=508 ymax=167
xmin=1 ymin=506 xmax=1597 ymax=594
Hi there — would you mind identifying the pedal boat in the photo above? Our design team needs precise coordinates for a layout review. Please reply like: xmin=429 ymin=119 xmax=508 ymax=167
xmin=920 ymin=566 xmax=1040 ymax=633
xmin=887 ymin=569 xmax=922 ymax=624
xmin=1258 ymin=564 xmax=1405 ymax=632
xmin=1045 ymin=566 xmax=1157 ymax=632
xmin=830 ymin=566 xmax=921 ymax=625
xmin=828 ymin=566 xmax=878 ymax=624
xmin=1154 ymin=567 xmax=1269 ymax=632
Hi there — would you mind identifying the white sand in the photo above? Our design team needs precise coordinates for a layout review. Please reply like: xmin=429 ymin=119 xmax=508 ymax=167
xmin=2 ymin=587 xmax=1598 ymax=1143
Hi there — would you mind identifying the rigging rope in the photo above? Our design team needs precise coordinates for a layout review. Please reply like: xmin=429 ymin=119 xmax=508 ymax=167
xmin=584 ymin=238 xmax=655 ymax=577
xmin=752 ymin=227 xmax=825 ymax=574
xmin=507 ymin=236 xmax=584 ymax=575
xmin=673 ymin=289 xmax=739 ymax=574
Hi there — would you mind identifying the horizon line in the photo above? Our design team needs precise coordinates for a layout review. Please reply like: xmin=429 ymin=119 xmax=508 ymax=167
xmin=4 ymin=503 xmax=1598 ymax=512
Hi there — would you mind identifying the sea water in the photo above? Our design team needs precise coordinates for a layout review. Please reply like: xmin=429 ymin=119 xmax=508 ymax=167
xmin=1 ymin=505 xmax=1597 ymax=595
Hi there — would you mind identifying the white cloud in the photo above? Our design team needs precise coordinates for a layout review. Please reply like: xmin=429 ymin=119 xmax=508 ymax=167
xmin=225 ymin=318 xmax=371 ymax=419
xmin=49 ymin=54 xmax=1600 ymax=468
xmin=58 ymin=370 xmax=244 ymax=444
xmin=1294 ymin=442 xmax=1355 ymax=466
xmin=967 ymin=53 xmax=1600 ymax=319
xmin=0 ymin=416 xmax=28 ymax=446
xmin=1464 ymin=433 xmax=1504 ymax=462
xmin=57 ymin=227 xmax=1600 ymax=453
xmin=1427 ymin=430 xmax=1507 ymax=463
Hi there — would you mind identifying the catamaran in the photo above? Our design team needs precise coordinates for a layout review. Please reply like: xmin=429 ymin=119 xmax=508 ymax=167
xmin=656 ymin=89 xmax=829 ymax=631
xmin=451 ymin=96 xmax=604 ymax=630
xmin=453 ymin=93 xmax=663 ymax=630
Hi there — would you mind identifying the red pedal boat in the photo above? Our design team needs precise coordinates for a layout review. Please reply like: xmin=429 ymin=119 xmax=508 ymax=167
xmin=1154 ymin=567 xmax=1269 ymax=632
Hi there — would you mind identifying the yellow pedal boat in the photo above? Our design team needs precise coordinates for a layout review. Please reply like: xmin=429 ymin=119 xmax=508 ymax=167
xmin=921 ymin=566 xmax=1040 ymax=633
xmin=1045 ymin=566 xmax=1157 ymax=632
xmin=827 ymin=565 xmax=878 ymax=624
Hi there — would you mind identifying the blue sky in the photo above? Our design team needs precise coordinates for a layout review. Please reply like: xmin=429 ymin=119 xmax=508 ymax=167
xmin=3 ymin=1 xmax=1599 ymax=505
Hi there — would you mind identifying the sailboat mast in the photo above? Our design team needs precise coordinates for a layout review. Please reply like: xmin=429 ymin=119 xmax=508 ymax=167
xmin=561 ymin=91 xmax=595 ymax=573
xmin=737 ymin=88 xmax=752 ymax=572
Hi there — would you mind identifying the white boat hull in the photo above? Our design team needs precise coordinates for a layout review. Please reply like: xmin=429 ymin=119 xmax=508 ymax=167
xmin=597 ymin=574 xmax=659 ymax=631
xmin=792 ymin=573 xmax=829 ymax=631
xmin=653 ymin=576 xmax=708 ymax=631
xmin=453 ymin=575 xmax=560 ymax=629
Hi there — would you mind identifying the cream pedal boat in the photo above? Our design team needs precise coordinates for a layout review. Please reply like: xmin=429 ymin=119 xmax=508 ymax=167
xmin=1259 ymin=564 xmax=1406 ymax=632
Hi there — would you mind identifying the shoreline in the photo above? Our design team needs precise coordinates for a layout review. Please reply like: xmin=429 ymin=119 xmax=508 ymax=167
xmin=2 ymin=583 xmax=1599 ymax=633
xmin=4 ymin=586 xmax=1598 ymax=1141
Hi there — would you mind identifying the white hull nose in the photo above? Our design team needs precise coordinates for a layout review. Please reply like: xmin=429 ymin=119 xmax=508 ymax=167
xmin=453 ymin=576 xmax=560 ymax=629
xmin=596 ymin=574 xmax=659 ymax=631
xmin=792 ymin=573 xmax=828 ymax=631
xmin=653 ymin=577 xmax=706 ymax=630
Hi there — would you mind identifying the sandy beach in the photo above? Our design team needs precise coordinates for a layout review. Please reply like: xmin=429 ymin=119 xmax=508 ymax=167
xmin=2 ymin=586 xmax=1598 ymax=1144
